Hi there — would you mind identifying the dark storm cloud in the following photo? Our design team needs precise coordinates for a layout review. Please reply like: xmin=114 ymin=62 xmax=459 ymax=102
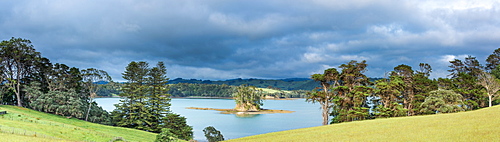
xmin=1 ymin=0 xmax=499 ymax=81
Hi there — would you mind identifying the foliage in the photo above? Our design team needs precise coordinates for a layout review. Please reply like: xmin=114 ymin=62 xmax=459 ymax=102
xmin=163 ymin=113 xmax=193 ymax=141
xmin=373 ymin=63 xmax=437 ymax=117
xmin=0 ymin=37 xmax=41 ymax=106
xmin=485 ymin=48 xmax=500 ymax=70
xmin=442 ymin=56 xmax=487 ymax=109
xmin=204 ymin=126 xmax=225 ymax=142
xmin=155 ymin=128 xmax=178 ymax=142
xmin=97 ymin=82 xmax=309 ymax=99
xmin=168 ymin=83 xmax=235 ymax=97
xmin=306 ymin=68 xmax=339 ymax=125
xmin=113 ymin=61 xmax=192 ymax=140
xmin=81 ymin=68 xmax=112 ymax=121
xmin=169 ymin=78 xmax=321 ymax=91
xmin=420 ymin=90 xmax=466 ymax=114
xmin=373 ymin=77 xmax=407 ymax=118
xmin=330 ymin=60 xmax=373 ymax=124
xmin=233 ymin=85 xmax=264 ymax=111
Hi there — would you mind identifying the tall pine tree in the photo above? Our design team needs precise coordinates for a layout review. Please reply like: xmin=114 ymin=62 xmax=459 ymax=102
xmin=113 ymin=61 xmax=192 ymax=140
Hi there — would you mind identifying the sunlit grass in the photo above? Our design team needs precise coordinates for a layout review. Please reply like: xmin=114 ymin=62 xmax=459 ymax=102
xmin=0 ymin=105 xmax=157 ymax=142
xmin=228 ymin=105 xmax=500 ymax=142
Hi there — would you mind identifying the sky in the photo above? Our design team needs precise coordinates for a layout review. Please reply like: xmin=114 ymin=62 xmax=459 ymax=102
xmin=1 ymin=0 xmax=499 ymax=81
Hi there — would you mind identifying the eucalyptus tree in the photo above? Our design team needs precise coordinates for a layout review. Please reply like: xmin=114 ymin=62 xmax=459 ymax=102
xmin=0 ymin=37 xmax=41 ymax=106
xmin=477 ymin=71 xmax=500 ymax=107
xmin=307 ymin=68 xmax=339 ymax=125
xmin=81 ymin=68 xmax=112 ymax=121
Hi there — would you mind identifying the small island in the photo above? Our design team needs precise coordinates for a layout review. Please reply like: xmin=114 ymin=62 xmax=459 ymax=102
xmin=186 ymin=107 xmax=294 ymax=114
xmin=187 ymin=85 xmax=294 ymax=115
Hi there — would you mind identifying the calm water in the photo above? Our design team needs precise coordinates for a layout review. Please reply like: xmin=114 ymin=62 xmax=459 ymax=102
xmin=95 ymin=98 xmax=322 ymax=141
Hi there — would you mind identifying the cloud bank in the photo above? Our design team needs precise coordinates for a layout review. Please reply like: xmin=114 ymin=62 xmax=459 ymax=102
xmin=1 ymin=0 xmax=499 ymax=81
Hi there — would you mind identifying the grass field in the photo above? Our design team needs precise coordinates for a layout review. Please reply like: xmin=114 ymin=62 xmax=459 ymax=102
xmin=228 ymin=105 xmax=500 ymax=142
xmin=0 ymin=105 xmax=158 ymax=142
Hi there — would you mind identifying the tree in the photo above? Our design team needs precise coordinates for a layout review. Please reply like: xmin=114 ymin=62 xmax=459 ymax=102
xmin=373 ymin=76 xmax=407 ymax=118
xmin=113 ymin=61 xmax=192 ymax=138
xmin=233 ymin=85 xmax=263 ymax=111
xmin=391 ymin=64 xmax=416 ymax=115
xmin=163 ymin=113 xmax=193 ymax=141
xmin=306 ymin=68 xmax=339 ymax=125
xmin=114 ymin=61 xmax=150 ymax=129
xmin=0 ymin=37 xmax=41 ymax=106
xmin=477 ymin=71 xmax=500 ymax=107
xmin=81 ymin=68 xmax=112 ymax=121
xmin=204 ymin=126 xmax=224 ymax=142
xmin=486 ymin=48 xmax=500 ymax=70
xmin=330 ymin=60 xmax=373 ymax=123
xmin=445 ymin=56 xmax=486 ymax=109
xmin=420 ymin=90 xmax=466 ymax=114
xmin=146 ymin=62 xmax=171 ymax=132
xmin=155 ymin=128 xmax=177 ymax=142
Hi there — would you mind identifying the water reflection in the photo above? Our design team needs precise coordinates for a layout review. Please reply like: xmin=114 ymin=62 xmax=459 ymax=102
xmin=234 ymin=113 xmax=260 ymax=118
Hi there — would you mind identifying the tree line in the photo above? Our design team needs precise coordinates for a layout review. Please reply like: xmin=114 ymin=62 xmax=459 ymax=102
xmin=0 ymin=37 xmax=110 ymax=124
xmin=308 ymin=48 xmax=500 ymax=125
xmin=97 ymin=82 xmax=309 ymax=98
xmin=0 ymin=38 xmax=192 ymax=141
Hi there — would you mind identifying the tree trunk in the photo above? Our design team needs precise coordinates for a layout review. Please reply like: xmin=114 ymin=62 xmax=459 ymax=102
xmin=322 ymin=83 xmax=329 ymax=125
xmin=489 ymin=95 xmax=492 ymax=107
xmin=321 ymin=103 xmax=329 ymax=125
xmin=85 ymin=98 xmax=92 ymax=121
xmin=16 ymin=77 xmax=22 ymax=107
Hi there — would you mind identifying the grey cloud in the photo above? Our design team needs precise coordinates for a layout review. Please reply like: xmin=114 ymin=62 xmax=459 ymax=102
xmin=1 ymin=0 xmax=499 ymax=81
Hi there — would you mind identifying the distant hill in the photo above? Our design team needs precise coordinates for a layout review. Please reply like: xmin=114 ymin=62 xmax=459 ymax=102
xmin=167 ymin=78 xmax=383 ymax=91
xmin=168 ymin=78 xmax=320 ymax=90
xmin=97 ymin=77 xmax=385 ymax=91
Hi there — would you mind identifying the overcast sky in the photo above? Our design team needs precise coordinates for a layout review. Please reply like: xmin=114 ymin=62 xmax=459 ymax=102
xmin=1 ymin=0 xmax=499 ymax=81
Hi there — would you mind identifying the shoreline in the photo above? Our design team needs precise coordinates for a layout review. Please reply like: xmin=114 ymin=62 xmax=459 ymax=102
xmin=97 ymin=96 xmax=303 ymax=100
xmin=186 ymin=107 xmax=295 ymax=114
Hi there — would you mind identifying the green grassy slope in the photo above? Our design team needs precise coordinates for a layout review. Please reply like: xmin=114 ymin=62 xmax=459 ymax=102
xmin=0 ymin=105 xmax=157 ymax=142
xmin=228 ymin=105 xmax=500 ymax=142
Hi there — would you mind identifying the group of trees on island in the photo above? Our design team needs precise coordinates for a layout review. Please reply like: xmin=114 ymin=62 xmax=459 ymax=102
xmin=308 ymin=49 xmax=500 ymax=125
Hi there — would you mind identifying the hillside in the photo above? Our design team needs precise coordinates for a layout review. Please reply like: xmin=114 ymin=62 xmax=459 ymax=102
xmin=228 ymin=105 xmax=500 ymax=142
xmin=168 ymin=78 xmax=320 ymax=90
xmin=0 ymin=105 xmax=158 ymax=142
